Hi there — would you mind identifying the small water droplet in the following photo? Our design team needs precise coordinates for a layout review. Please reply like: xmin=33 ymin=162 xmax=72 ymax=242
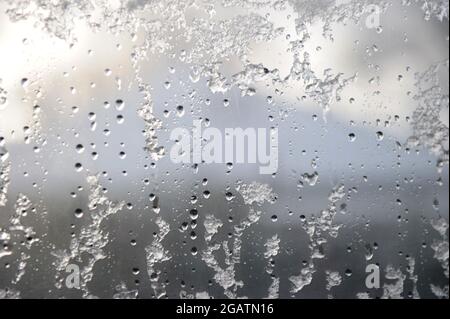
xmin=348 ymin=133 xmax=356 ymax=142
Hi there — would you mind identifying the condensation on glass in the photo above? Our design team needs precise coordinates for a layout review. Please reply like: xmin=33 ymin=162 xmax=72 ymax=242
xmin=0 ymin=0 xmax=448 ymax=299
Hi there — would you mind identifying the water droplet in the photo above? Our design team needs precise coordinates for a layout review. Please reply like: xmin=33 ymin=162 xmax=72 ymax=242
xmin=21 ymin=78 xmax=29 ymax=88
xmin=115 ymin=99 xmax=125 ymax=111
xmin=75 ymin=144 xmax=84 ymax=154
xmin=176 ymin=105 xmax=185 ymax=117
xmin=74 ymin=163 xmax=83 ymax=172
xmin=348 ymin=133 xmax=356 ymax=142
xmin=190 ymin=209 xmax=198 ymax=220
xmin=376 ymin=131 xmax=384 ymax=141
xmin=74 ymin=208 xmax=83 ymax=218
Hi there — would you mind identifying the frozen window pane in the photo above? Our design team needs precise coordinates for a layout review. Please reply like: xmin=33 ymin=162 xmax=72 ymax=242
xmin=0 ymin=0 xmax=448 ymax=299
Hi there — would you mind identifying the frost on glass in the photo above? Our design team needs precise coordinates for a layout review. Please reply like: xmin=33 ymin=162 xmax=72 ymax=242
xmin=0 ymin=0 xmax=448 ymax=299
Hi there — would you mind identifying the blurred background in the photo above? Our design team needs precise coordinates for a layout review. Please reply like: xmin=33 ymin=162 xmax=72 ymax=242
xmin=0 ymin=0 xmax=448 ymax=298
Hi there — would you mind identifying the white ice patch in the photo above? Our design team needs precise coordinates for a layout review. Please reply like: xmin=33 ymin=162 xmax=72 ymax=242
xmin=236 ymin=182 xmax=277 ymax=205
